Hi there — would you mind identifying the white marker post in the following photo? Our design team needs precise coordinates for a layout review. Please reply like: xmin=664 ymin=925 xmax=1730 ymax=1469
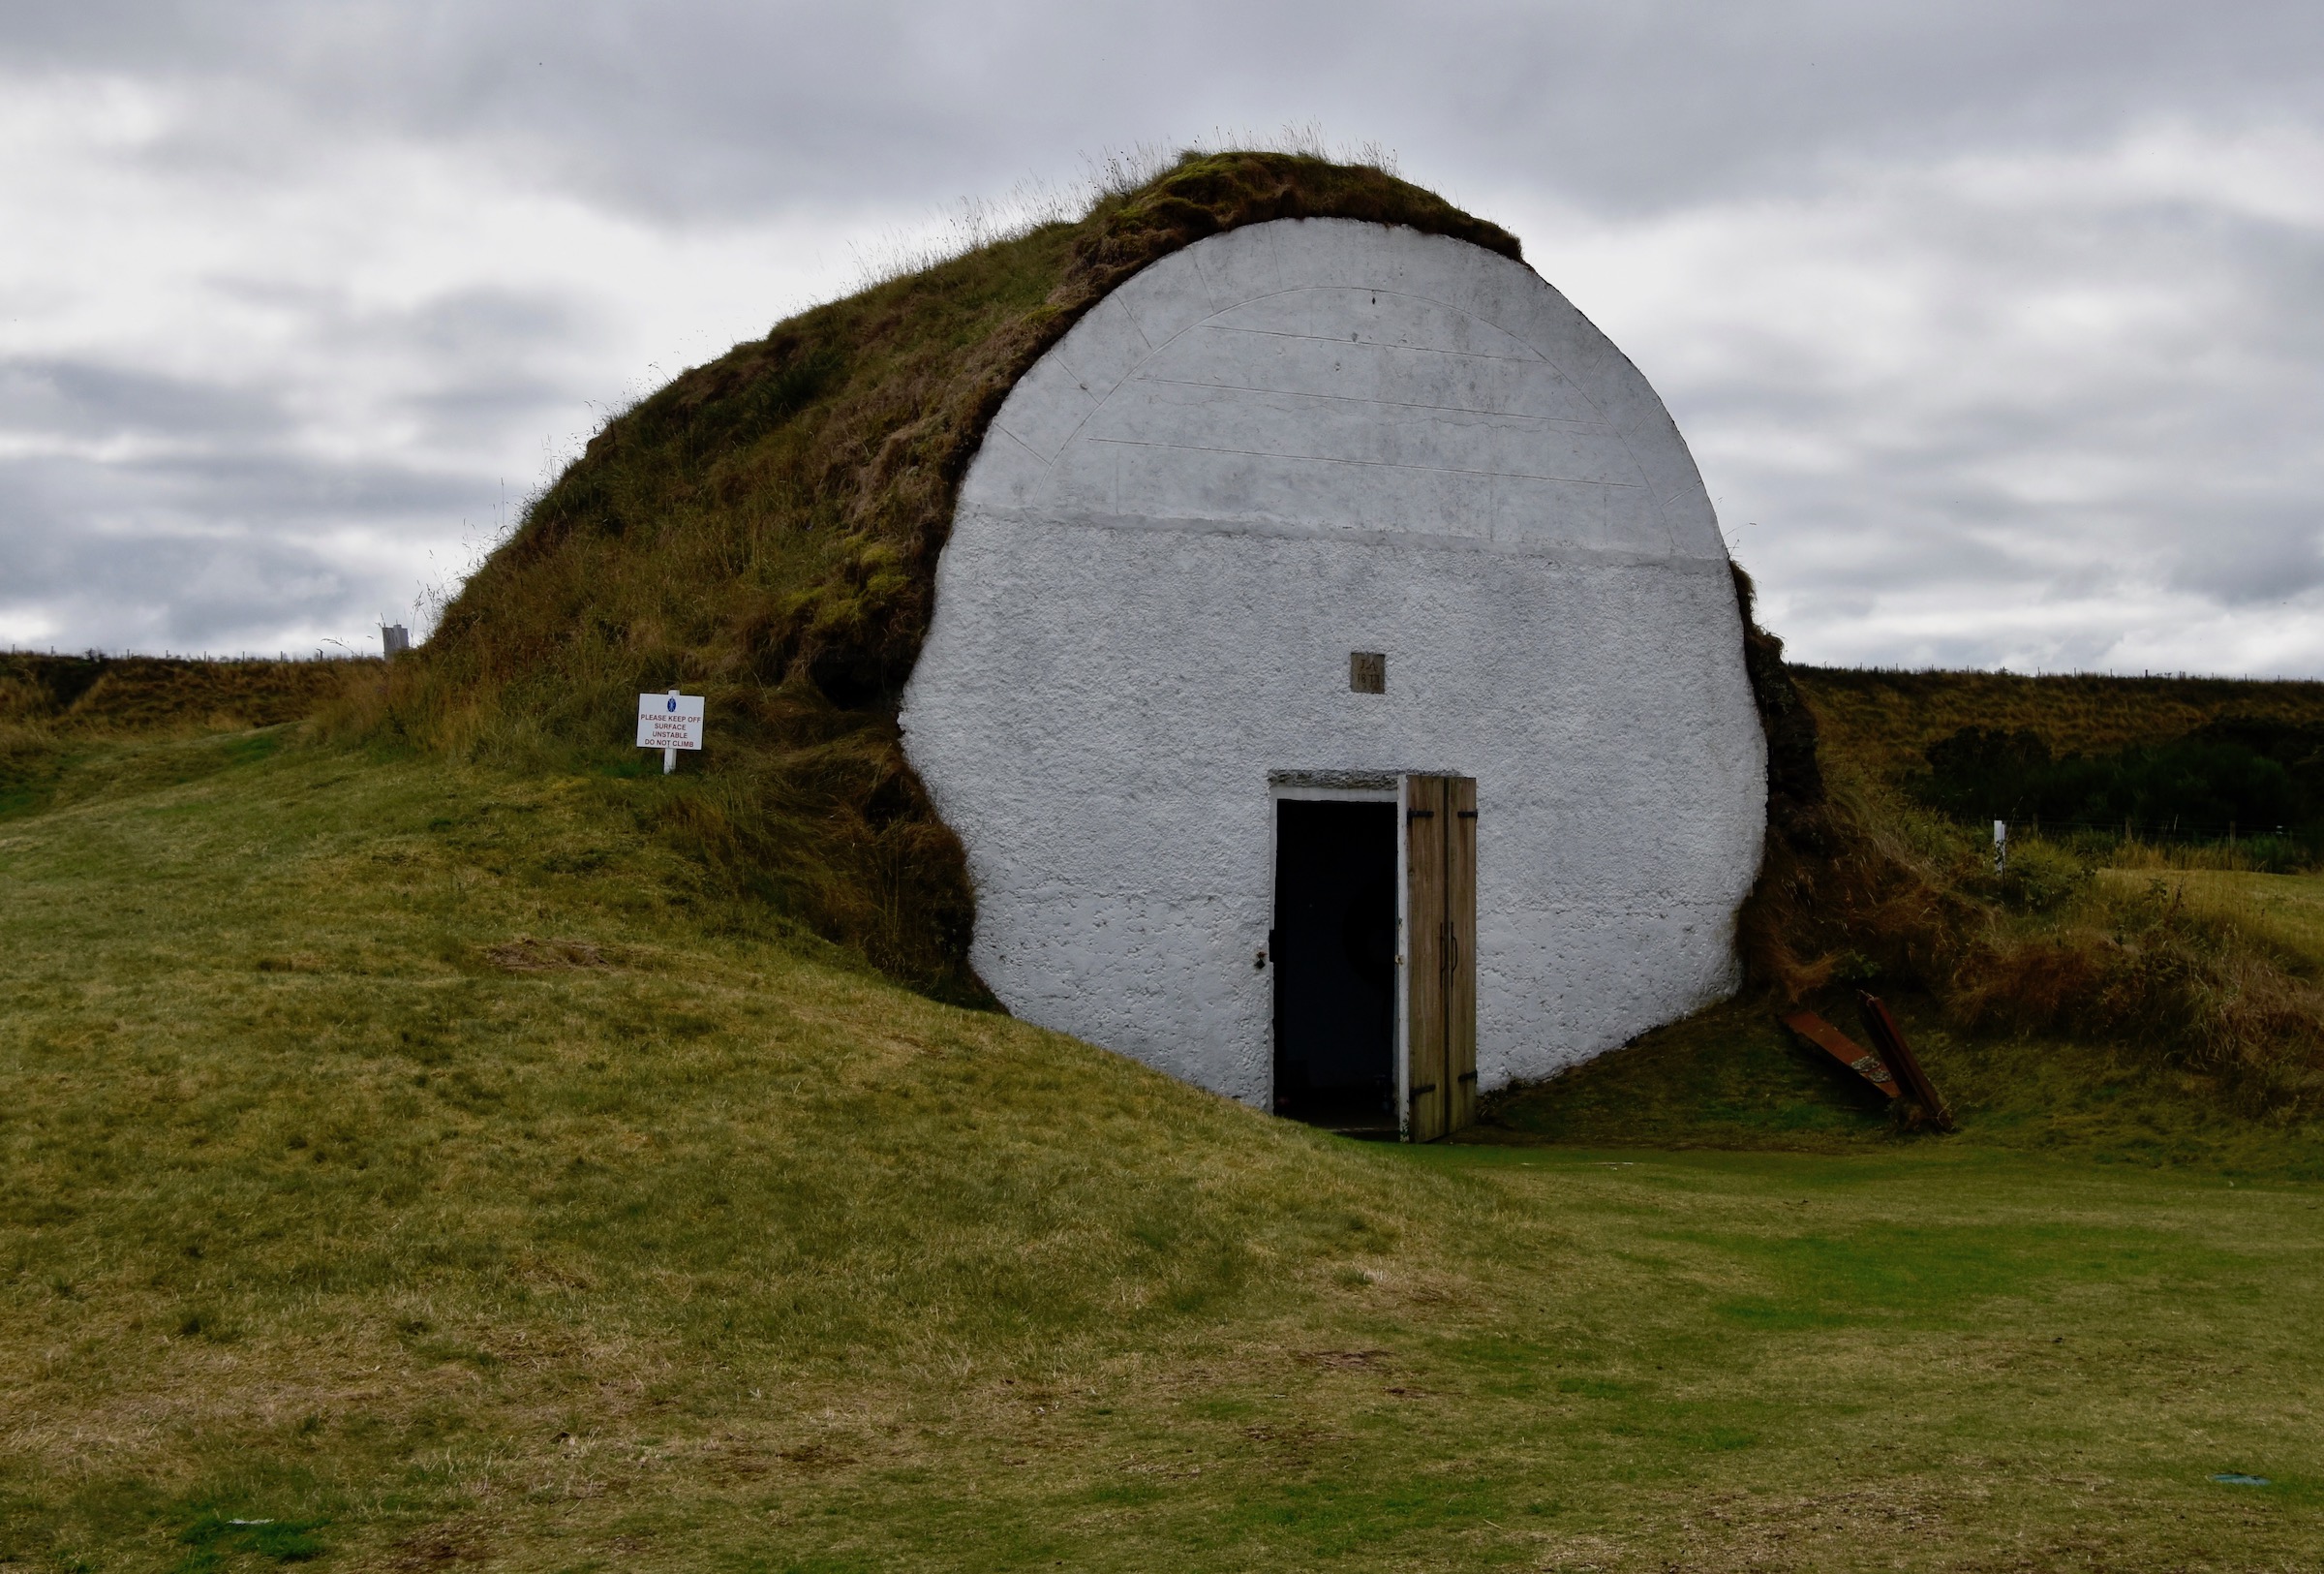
xmin=636 ymin=689 xmax=705 ymax=774
xmin=1994 ymin=818 xmax=2008 ymax=877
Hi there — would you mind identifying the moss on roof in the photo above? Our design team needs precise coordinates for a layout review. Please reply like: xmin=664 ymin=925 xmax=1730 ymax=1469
xmin=384 ymin=153 xmax=1522 ymax=1000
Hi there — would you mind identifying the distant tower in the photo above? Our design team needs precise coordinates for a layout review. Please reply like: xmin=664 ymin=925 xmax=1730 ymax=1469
xmin=380 ymin=623 xmax=411 ymax=657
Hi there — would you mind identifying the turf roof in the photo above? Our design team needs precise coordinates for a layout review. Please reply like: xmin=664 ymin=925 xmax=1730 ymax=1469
xmin=387 ymin=152 xmax=1526 ymax=1000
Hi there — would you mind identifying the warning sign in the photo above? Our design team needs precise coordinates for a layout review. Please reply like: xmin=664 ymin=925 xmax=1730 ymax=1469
xmin=636 ymin=692 xmax=705 ymax=751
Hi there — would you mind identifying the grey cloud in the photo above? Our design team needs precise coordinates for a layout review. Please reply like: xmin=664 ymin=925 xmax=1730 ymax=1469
xmin=0 ymin=443 xmax=485 ymax=651
xmin=5 ymin=1 xmax=2323 ymax=666
xmin=398 ymin=288 xmax=579 ymax=355
xmin=410 ymin=376 xmax=573 ymax=439
xmin=0 ymin=345 xmax=551 ymax=511
xmin=2158 ymin=509 xmax=2324 ymax=604
xmin=137 ymin=452 xmax=480 ymax=523
xmin=199 ymin=278 xmax=593 ymax=375
xmin=13 ymin=1 xmax=2324 ymax=217
xmin=0 ymin=359 xmax=287 ymax=444
xmin=0 ymin=283 xmax=588 ymax=641
xmin=0 ymin=445 xmax=479 ymax=540
xmin=1619 ymin=140 xmax=2324 ymax=662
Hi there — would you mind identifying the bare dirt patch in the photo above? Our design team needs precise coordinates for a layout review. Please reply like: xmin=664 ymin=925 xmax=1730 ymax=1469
xmin=485 ymin=936 xmax=612 ymax=972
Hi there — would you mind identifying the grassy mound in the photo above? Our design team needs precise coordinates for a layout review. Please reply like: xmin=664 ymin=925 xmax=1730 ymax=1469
xmin=2 ymin=652 xmax=368 ymax=819
xmin=3 ymin=725 xmax=2320 ymax=1567
xmin=361 ymin=152 xmax=1520 ymax=1001
xmin=1 ymin=653 xmax=363 ymax=735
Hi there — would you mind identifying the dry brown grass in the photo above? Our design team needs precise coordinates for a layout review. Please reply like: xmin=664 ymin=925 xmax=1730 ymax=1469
xmin=0 ymin=651 xmax=368 ymax=735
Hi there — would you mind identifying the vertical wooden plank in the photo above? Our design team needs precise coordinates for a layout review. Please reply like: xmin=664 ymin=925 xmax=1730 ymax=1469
xmin=1394 ymin=782 xmax=1411 ymax=1141
xmin=1446 ymin=776 xmax=1478 ymax=1134
xmin=1404 ymin=775 xmax=1448 ymax=1143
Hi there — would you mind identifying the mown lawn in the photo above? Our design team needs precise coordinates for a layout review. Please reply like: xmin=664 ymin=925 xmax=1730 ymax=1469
xmin=3 ymin=729 xmax=2320 ymax=1570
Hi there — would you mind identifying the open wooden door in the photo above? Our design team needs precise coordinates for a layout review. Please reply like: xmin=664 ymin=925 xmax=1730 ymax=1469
xmin=1403 ymin=774 xmax=1478 ymax=1141
xmin=1404 ymin=776 xmax=1448 ymax=1142
xmin=1446 ymin=775 xmax=1479 ymax=1133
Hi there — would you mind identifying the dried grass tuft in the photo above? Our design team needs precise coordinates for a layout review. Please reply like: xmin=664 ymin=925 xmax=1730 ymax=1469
xmin=484 ymin=936 xmax=614 ymax=972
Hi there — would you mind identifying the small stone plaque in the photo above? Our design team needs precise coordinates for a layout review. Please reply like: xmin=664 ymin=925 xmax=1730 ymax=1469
xmin=1349 ymin=651 xmax=1386 ymax=694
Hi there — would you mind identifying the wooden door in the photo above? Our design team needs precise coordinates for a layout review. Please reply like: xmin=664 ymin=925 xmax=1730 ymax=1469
xmin=1403 ymin=774 xmax=1477 ymax=1141
xmin=1404 ymin=776 xmax=1449 ymax=1142
xmin=1446 ymin=775 xmax=1479 ymax=1132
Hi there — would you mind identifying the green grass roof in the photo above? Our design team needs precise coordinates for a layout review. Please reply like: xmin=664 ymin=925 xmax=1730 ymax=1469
xmin=381 ymin=152 xmax=1522 ymax=1000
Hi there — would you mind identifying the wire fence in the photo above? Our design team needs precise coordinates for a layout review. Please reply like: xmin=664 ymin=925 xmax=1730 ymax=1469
xmin=1988 ymin=816 xmax=2320 ymax=876
xmin=1998 ymin=818 xmax=2301 ymax=846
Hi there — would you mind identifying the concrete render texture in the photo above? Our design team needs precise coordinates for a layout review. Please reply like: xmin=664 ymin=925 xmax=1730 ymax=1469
xmin=901 ymin=218 xmax=1766 ymax=1107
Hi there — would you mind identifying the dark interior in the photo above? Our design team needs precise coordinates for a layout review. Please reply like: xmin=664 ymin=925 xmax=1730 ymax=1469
xmin=1272 ymin=798 xmax=1398 ymax=1133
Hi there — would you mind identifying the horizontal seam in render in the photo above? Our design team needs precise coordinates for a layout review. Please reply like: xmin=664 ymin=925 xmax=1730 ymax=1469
xmin=1198 ymin=323 xmax=1543 ymax=363
xmin=1085 ymin=436 xmax=1644 ymax=487
xmin=968 ymin=509 xmax=1720 ymax=571
xmin=1131 ymin=374 xmax=1606 ymax=428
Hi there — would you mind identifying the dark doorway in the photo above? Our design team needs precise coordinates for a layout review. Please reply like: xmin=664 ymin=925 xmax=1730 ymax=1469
xmin=1272 ymin=799 xmax=1397 ymax=1133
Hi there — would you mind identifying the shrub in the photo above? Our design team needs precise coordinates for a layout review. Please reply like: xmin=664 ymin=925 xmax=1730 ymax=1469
xmin=1912 ymin=718 xmax=2324 ymax=854
xmin=2001 ymin=838 xmax=2089 ymax=913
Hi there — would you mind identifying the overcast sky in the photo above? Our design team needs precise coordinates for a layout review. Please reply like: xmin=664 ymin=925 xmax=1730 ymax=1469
xmin=4 ymin=2 xmax=2321 ymax=672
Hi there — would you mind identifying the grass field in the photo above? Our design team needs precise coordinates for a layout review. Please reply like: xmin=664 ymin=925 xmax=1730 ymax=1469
xmin=5 ymin=727 xmax=2323 ymax=1570
xmin=2099 ymin=865 xmax=2324 ymax=966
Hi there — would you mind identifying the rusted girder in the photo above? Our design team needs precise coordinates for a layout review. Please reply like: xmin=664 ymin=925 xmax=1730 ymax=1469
xmin=1781 ymin=1011 xmax=1906 ymax=1101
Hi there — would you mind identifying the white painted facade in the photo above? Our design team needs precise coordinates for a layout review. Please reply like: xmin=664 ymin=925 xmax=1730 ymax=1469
xmin=900 ymin=218 xmax=1765 ymax=1106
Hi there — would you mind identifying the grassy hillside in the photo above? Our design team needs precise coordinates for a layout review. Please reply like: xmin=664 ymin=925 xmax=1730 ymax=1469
xmin=5 ymin=723 xmax=2321 ymax=1568
xmin=1 ymin=653 xmax=363 ymax=735
xmin=1 ymin=653 xmax=365 ymax=821
xmin=1797 ymin=665 xmax=2324 ymax=782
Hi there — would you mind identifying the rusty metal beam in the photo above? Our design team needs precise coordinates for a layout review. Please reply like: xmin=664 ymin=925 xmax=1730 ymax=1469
xmin=1855 ymin=993 xmax=1954 ymax=1130
xmin=1781 ymin=1011 xmax=1906 ymax=1102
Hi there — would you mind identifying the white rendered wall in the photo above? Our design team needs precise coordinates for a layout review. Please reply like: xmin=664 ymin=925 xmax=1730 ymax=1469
xmin=900 ymin=219 xmax=1766 ymax=1105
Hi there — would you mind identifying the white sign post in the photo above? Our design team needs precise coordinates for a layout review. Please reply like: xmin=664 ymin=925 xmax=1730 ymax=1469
xmin=1993 ymin=818 xmax=2008 ymax=877
xmin=637 ymin=689 xmax=705 ymax=774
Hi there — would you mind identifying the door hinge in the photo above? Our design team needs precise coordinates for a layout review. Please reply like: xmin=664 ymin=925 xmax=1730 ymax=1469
xmin=1457 ymin=1069 xmax=1478 ymax=1084
xmin=1406 ymin=808 xmax=1435 ymax=820
xmin=1457 ymin=809 xmax=1478 ymax=819
xmin=1408 ymin=1082 xmax=1438 ymax=1099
